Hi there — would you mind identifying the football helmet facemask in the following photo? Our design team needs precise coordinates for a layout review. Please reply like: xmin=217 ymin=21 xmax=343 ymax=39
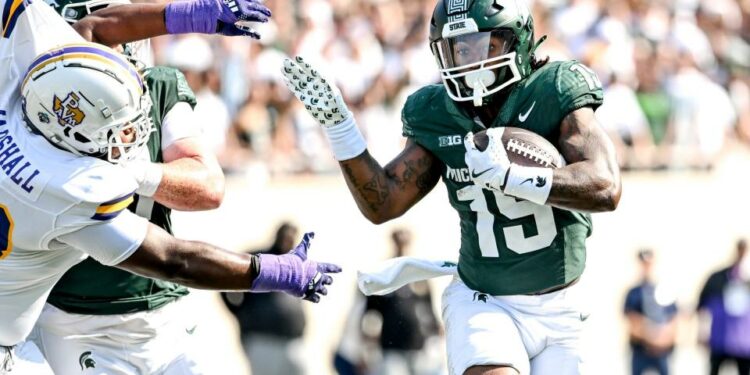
xmin=429 ymin=0 xmax=538 ymax=106
xmin=21 ymin=43 xmax=154 ymax=163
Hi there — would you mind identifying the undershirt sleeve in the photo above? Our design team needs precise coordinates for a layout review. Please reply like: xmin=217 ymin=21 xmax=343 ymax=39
xmin=57 ymin=210 xmax=149 ymax=266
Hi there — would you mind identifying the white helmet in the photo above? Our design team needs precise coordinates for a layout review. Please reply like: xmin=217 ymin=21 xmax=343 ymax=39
xmin=21 ymin=42 xmax=153 ymax=163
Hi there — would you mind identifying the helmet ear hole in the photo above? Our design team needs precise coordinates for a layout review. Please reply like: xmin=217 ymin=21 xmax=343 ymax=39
xmin=73 ymin=132 xmax=91 ymax=144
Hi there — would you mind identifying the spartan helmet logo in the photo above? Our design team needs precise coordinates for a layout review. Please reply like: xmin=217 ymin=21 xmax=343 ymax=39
xmin=53 ymin=92 xmax=86 ymax=127
xmin=79 ymin=351 xmax=96 ymax=370
xmin=473 ymin=292 xmax=488 ymax=303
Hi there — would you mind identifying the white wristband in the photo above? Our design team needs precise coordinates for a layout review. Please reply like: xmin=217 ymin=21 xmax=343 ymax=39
xmin=503 ymin=164 xmax=553 ymax=205
xmin=322 ymin=116 xmax=367 ymax=161
xmin=123 ymin=160 xmax=163 ymax=198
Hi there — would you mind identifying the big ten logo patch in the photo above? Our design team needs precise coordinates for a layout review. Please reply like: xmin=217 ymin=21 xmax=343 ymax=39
xmin=53 ymin=92 xmax=86 ymax=127
xmin=439 ymin=135 xmax=462 ymax=147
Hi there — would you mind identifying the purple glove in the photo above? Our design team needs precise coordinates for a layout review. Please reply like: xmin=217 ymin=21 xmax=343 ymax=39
xmin=251 ymin=232 xmax=342 ymax=303
xmin=165 ymin=0 xmax=272 ymax=38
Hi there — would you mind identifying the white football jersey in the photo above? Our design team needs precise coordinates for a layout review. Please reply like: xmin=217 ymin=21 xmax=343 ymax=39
xmin=1 ymin=0 xmax=83 ymax=109
xmin=0 ymin=0 xmax=149 ymax=346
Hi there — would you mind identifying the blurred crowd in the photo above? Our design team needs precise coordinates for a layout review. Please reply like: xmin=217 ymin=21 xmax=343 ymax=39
xmin=144 ymin=0 xmax=750 ymax=175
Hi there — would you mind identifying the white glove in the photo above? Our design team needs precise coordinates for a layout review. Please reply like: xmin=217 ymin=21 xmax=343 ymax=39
xmin=120 ymin=159 xmax=163 ymax=197
xmin=280 ymin=56 xmax=366 ymax=160
xmin=464 ymin=128 xmax=511 ymax=192
xmin=281 ymin=56 xmax=350 ymax=127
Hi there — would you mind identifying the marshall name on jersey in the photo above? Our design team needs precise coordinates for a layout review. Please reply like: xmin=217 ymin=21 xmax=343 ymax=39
xmin=402 ymin=60 xmax=604 ymax=295
xmin=0 ymin=0 xmax=147 ymax=345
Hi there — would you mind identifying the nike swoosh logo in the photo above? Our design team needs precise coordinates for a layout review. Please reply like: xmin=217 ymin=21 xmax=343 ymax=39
xmin=471 ymin=168 xmax=493 ymax=179
xmin=518 ymin=101 xmax=536 ymax=122
xmin=186 ymin=326 xmax=197 ymax=335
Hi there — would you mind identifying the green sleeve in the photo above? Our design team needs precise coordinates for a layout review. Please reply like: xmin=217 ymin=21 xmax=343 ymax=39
xmin=555 ymin=61 xmax=604 ymax=116
xmin=143 ymin=66 xmax=198 ymax=118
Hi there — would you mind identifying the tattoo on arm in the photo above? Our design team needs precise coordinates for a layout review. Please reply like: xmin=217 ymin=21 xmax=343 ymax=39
xmin=340 ymin=142 xmax=442 ymax=221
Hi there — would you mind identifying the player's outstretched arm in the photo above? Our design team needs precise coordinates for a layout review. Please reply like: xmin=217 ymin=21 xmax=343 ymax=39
xmin=121 ymin=227 xmax=339 ymax=302
xmin=281 ymin=56 xmax=442 ymax=223
xmin=549 ymin=107 xmax=621 ymax=212
xmin=61 ymin=220 xmax=340 ymax=302
xmin=74 ymin=0 xmax=271 ymax=47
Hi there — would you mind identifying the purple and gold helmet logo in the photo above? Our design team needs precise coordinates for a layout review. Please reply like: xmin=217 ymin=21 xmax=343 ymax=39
xmin=53 ymin=92 xmax=86 ymax=127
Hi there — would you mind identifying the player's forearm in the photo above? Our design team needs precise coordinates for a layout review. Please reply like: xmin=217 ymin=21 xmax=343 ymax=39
xmin=119 ymin=227 xmax=256 ymax=290
xmin=161 ymin=241 xmax=257 ymax=290
xmin=338 ymin=143 xmax=441 ymax=223
xmin=74 ymin=4 xmax=167 ymax=47
xmin=547 ymin=161 xmax=620 ymax=212
xmin=152 ymin=158 xmax=225 ymax=211
xmin=339 ymin=151 xmax=405 ymax=224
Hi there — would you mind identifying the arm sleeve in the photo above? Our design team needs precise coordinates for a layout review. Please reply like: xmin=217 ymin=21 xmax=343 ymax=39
xmin=624 ymin=287 xmax=642 ymax=314
xmin=697 ymin=272 xmax=724 ymax=310
xmin=57 ymin=210 xmax=149 ymax=266
xmin=160 ymin=101 xmax=201 ymax=149
xmin=556 ymin=61 xmax=605 ymax=115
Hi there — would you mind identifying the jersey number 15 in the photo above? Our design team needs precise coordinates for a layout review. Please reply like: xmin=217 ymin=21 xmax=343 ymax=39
xmin=458 ymin=185 xmax=556 ymax=257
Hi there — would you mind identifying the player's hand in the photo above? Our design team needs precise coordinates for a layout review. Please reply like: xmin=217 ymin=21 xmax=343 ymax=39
xmin=464 ymin=128 xmax=511 ymax=192
xmin=216 ymin=0 xmax=271 ymax=37
xmin=281 ymin=56 xmax=351 ymax=128
xmin=251 ymin=232 xmax=342 ymax=303
xmin=165 ymin=0 xmax=271 ymax=39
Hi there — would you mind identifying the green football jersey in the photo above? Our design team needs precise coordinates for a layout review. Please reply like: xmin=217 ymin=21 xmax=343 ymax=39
xmin=402 ymin=61 xmax=603 ymax=295
xmin=47 ymin=67 xmax=198 ymax=315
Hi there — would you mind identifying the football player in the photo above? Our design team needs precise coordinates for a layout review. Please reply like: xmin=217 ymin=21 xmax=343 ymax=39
xmin=27 ymin=0 xmax=242 ymax=373
xmin=282 ymin=1 xmax=620 ymax=374
xmin=0 ymin=1 xmax=339 ymax=373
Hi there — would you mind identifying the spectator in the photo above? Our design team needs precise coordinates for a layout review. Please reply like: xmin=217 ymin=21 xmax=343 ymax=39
xmin=222 ymin=223 xmax=307 ymax=375
xmin=596 ymin=71 xmax=655 ymax=170
xmin=624 ymin=249 xmax=679 ymax=375
xmin=361 ymin=229 xmax=442 ymax=375
xmin=697 ymin=239 xmax=750 ymax=375
xmin=664 ymin=49 xmax=736 ymax=170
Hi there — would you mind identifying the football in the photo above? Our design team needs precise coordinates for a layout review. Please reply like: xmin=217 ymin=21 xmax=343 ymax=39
xmin=473 ymin=127 xmax=565 ymax=168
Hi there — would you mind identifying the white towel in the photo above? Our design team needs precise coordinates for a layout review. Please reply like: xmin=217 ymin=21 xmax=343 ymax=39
xmin=357 ymin=257 xmax=458 ymax=296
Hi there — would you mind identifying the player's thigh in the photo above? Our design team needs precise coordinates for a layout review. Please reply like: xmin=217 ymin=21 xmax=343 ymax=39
xmin=442 ymin=280 xmax=529 ymax=375
xmin=529 ymin=342 xmax=583 ymax=375
xmin=33 ymin=330 xmax=128 ymax=375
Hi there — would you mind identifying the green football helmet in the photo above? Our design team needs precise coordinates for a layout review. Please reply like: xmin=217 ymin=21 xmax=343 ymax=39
xmin=429 ymin=0 xmax=537 ymax=106
xmin=45 ymin=0 xmax=152 ymax=66
xmin=46 ymin=0 xmax=128 ymax=23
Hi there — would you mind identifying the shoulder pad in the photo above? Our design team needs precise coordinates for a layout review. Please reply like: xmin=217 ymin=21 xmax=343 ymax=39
xmin=143 ymin=66 xmax=197 ymax=111
xmin=402 ymin=85 xmax=447 ymax=137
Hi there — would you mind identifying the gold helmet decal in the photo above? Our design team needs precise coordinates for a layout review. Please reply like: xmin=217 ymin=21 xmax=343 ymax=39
xmin=53 ymin=92 xmax=86 ymax=127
